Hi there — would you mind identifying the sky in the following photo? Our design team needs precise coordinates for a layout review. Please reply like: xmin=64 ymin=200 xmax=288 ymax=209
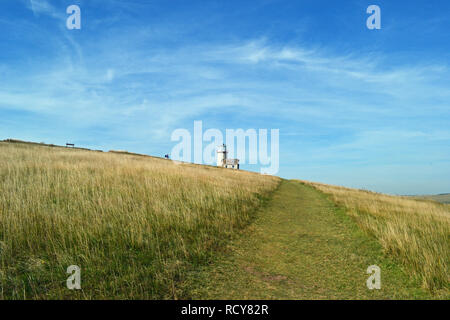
xmin=0 ymin=0 xmax=449 ymax=195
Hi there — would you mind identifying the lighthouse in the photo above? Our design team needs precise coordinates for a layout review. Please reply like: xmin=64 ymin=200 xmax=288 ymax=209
xmin=217 ymin=144 xmax=227 ymax=167
xmin=217 ymin=144 xmax=239 ymax=170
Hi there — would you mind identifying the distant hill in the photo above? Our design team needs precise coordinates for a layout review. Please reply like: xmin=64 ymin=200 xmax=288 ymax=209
xmin=413 ymin=194 xmax=450 ymax=204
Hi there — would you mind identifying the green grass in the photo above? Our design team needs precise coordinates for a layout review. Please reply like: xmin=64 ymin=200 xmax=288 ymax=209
xmin=304 ymin=180 xmax=449 ymax=295
xmin=180 ymin=180 xmax=433 ymax=299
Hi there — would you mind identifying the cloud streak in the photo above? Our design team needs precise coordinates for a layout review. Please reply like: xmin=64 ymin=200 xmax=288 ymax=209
xmin=27 ymin=0 xmax=64 ymax=19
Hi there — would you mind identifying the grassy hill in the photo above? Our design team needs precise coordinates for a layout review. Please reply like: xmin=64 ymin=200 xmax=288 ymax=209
xmin=0 ymin=141 xmax=448 ymax=299
xmin=303 ymin=180 xmax=449 ymax=296
xmin=0 ymin=141 xmax=279 ymax=299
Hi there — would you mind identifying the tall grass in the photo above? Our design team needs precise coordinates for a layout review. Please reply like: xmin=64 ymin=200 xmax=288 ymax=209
xmin=0 ymin=142 xmax=279 ymax=299
xmin=302 ymin=180 xmax=449 ymax=296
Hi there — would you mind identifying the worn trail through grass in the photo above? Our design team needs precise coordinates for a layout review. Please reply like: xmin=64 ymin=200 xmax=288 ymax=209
xmin=182 ymin=180 xmax=431 ymax=299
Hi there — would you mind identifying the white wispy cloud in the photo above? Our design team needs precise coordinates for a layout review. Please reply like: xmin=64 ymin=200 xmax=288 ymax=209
xmin=27 ymin=0 xmax=64 ymax=19
xmin=2 ymin=36 xmax=449 ymax=132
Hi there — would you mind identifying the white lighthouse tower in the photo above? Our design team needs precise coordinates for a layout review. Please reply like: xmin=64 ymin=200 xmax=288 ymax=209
xmin=217 ymin=144 xmax=239 ymax=169
xmin=217 ymin=144 xmax=227 ymax=167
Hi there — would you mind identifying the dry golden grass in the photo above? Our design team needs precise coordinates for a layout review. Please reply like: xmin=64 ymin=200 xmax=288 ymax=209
xmin=0 ymin=142 xmax=279 ymax=299
xmin=301 ymin=180 xmax=449 ymax=296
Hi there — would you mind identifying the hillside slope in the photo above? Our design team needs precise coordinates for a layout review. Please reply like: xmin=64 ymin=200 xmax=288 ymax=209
xmin=1 ymin=141 xmax=447 ymax=299
xmin=303 ymin=180 xmax=449 ymax=297
xmin=0 ymin=141 xmax=279 ymax=299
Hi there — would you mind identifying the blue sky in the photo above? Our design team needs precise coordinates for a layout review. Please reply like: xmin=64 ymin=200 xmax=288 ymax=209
xmin=0 ymin=0 xmax=449 ymax=194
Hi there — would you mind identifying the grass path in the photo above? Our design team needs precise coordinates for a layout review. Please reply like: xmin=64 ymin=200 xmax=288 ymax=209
xmin=181 ymin=180 xmax=431 ymax=299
